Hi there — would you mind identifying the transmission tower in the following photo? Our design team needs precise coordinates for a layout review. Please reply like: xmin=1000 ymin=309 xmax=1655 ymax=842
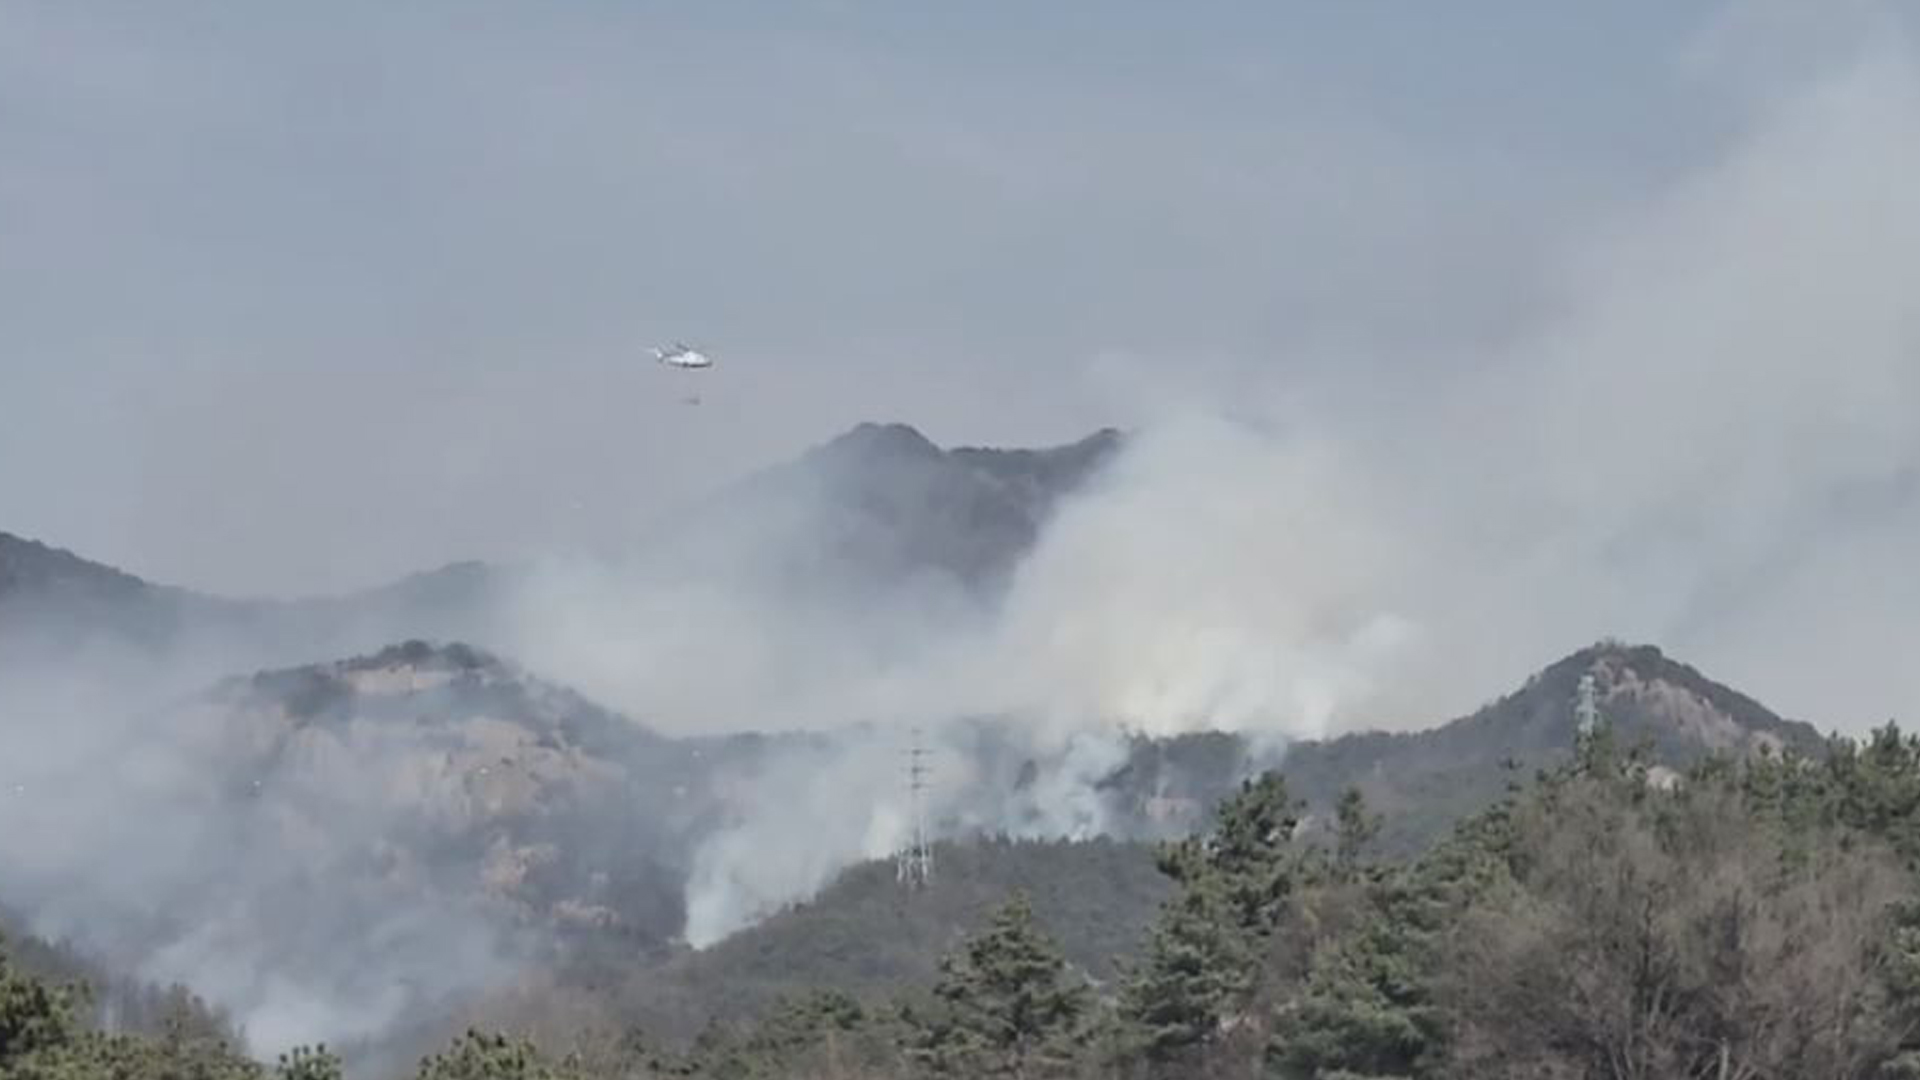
xmin=896 ymin=727 xmax=934 ymax=890
xmin=1575 ymin=672 xmax=1602 ymax=735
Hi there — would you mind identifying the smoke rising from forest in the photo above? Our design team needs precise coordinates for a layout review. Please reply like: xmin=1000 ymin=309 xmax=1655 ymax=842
xmin=0 ymin=650 xmax=532 ymax=1056
xmin=3 ymin=2 xmax=1920 ymax=1067
xmin=486 ymin=27 xmax=1920 ymax=756
xmin=484 ymin=30 xmax=1920 ymax=945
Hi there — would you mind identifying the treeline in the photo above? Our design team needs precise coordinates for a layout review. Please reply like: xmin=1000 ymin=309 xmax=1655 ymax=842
xmin=461 ymin=720 xmax=1920 ymax=1079
xmin=14 ymin=718 xmax=1920 ymax=1078
xmin=0 ymin=942 xmax=302 ymax=1080
xmin=0 ymin=911 xmax=251 ymax=1045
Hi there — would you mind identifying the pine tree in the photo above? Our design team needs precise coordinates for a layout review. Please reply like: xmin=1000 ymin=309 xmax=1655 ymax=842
xmin=1118 ymin=883 xmax=1252 ymax=1064
xmin=4 ymin=937 xmax=266 ymax=1080
xmin=909 ymin=893 xmax=1088 ymax=1079
xmin=1266 ymin=887 xmax=1437 ymax=1080
xmin=416 ymin=1029 xmax=573 ymax=1080
xmin=1 ymin=935 xmax=83 ymax=1066
xmin=1158 ymin=773 xmax=1302 ymax=937
xmin=691 ymin=990 xmax=880 ymax=1080
xmin=1333 ymin=787 xmax=1382 ymax=878
xmin=1116 ymin=772 xmax=1304 ymax=1069
xmin=276 ymin=1044 xmax=343 ymax=1080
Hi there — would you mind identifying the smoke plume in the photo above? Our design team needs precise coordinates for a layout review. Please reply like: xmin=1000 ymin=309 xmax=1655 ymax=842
xmin=487 ymin=27 xmax=1920 ymax=944
xmin=4 ymin=6 xmax=1920 ymax=1065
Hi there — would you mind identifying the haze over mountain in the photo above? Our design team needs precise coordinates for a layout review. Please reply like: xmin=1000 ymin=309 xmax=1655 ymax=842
xmin=7 ymin=10 xmax=1920 ymax=1076
xmin=1 ymin=514 xmax=1835 ymax=1062
xmin=0 ymin=421 xmax=1138 ymax=1047
xmin=0 ymin=422 xmax=1122 ymax=698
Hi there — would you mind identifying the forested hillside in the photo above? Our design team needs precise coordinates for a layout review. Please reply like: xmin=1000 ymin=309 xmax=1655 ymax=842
xmin=12 ymin=715 xmax=1920 ymax=1079
xmin=517 ymin=837 xmax=1172 ymax=1045
xmin=1276 ymin=641 xmax=1828 ymax=853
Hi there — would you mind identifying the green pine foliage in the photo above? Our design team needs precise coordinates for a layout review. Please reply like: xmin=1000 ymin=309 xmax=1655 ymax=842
xmin=1118 ymin=774 xmax=1306 ymax=1067
xmin=1118 ymin=885 xmax=1253 ymax=1064
xmin=276 ymin=1045 xmax=345 ymax=1080
xmin=1156 ymin=773 xmax=1302 ymax=937
xmin=1 ymin=934 xmax=82 ymax=1068
xmin=1331 ymin=788 xmax=1382 ymax=879
xmin=415 ymin=1029 xmax=577 ymax=1080
xmin=907 ymin=892 xmax=1089 ymax=1079
xmin=3 ymin=937 xmax=277 ymax=1079
xmin=1266 ymin=884 xmax=1439 ymax=1080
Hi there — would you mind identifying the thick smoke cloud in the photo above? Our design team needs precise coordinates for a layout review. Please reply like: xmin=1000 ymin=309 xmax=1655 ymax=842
xmin=482 ymin=27 xmax=1920 ymax=943
xmin=483 ymin=24 xmax=1920 ymax=747
xmin=973 ymin=417 xmax=1421 ymax=739
xmin=1402 ymin=34 xmax=1920 ymax=727
xmin=972 ymin=28 xmax=1920 ymax=740
xmin=676 ymin=722 xmax=1141 ymax=947
xmin=5 ymin=3 xmax=1920 ymax=1066
xmin=0 ymin=658 xmax=529 ymax=1058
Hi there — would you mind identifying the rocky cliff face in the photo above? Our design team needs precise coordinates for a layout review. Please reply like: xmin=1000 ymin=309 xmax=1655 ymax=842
xmin=174 ymin=641 xmax=698 ymax=942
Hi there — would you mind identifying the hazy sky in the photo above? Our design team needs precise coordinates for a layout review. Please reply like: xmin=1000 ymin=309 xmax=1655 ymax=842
xmin=0 ymin=0 xmax=1743 ymax=591
xmin=1 ymin=0 xmax=1780 ymax=596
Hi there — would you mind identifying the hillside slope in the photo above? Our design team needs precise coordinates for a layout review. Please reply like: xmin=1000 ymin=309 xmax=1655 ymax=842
xmin=0 ymin=530 xmax=504 ymax=686
xmin=472 ymin=640 xmax=1829 ymax=1047
xmin=0 ymin=531 xmax=247 ymax=662
xmin=476 ymin=837 xmax=1170 ymax=1046
xmin=0 ymin=640 xmax=709 ymax=1055
xmin=1120 ymin=641 xmax=1829 ymax=854
xmin=173 ymin=640 xmax=700 ymax=945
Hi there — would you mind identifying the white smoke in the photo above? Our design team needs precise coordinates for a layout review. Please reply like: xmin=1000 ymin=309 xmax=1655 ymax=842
xmin=950 ymin=28 xmax=1920 ymax=740
xmin=969 ymin=415 xmax=1424 ymax=739
xmin=9 ymin=3 xmax=1920 ymax=1057
xmin=0 ymin=663 xmax=527 ymax=1059
xmin=540 ymin=25 xmax=1920 ymax=945
xmin=676 ymin=721 xmax=1139 ymax=947
xmin=679 ymin=736 xmax=913 ymax=948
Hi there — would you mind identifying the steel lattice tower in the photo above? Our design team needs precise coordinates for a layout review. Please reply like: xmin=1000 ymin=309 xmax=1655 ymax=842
xmin=1575 ymin=672 xmax=1602 ymax=735
xmin=896 ymin=728 xmax=934 ymax=890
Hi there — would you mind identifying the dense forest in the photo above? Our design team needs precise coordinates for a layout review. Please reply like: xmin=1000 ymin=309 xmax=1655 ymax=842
xmin=11 ymin=715 xmax=1920 ymax=1079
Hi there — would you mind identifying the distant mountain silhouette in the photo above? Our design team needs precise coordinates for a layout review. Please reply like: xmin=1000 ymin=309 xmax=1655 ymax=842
xmin=0 ymin=422 xmax=1125 ymax=675
xmin=0 ymin=531 xmax=247 ymax=662
xmin=663 ymin=421 xmax=1124 ymax=596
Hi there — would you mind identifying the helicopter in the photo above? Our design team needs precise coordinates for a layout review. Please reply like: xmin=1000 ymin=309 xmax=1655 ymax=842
xmin=650 ymin=342 xmax=713 ymax=369
xmin=648 ymin=341 xmax=714 ymax=405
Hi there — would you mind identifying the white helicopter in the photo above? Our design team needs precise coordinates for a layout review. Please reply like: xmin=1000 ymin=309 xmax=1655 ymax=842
xmin=651 ymin=342 xmax=713 ymax=369
xmin=650 ymin=341 xmax=713 ymax=405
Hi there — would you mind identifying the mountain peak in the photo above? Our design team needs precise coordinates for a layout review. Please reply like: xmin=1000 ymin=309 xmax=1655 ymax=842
xmin=1524 ymin=639 xmax=1809 ymax=748
xmin=1442 ymin=640 xmax=1826 ymax=772
xmin=814 ymin=421 xmax=945 ymax=463
xmin=716 ymin=421 xmax=1127 ymax=590
xmin=342 ymin=638 xmax=504 ymax=677
xmin=808 ymin=422 xmax=1127 ymax=471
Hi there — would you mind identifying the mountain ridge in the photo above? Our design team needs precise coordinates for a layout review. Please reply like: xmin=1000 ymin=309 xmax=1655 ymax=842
xmin=511 ymin=635 xmax=1831 ymax=1046
xmin=0 ymin=421 xmax=1127 ymax=675
xmin=1 ymin=627 xmax=1847 ymax=1062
